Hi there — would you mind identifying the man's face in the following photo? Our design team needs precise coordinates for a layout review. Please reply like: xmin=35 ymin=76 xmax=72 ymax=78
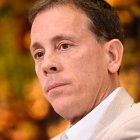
xmin=30 ymin=5 xmax=109 ymax=123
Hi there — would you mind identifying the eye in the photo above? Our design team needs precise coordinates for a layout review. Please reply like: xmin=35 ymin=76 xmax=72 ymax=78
xmin=34 ymin=51 xmax=44 ymax=60
xmin=59 ymin=43 xmax=71 ymax=50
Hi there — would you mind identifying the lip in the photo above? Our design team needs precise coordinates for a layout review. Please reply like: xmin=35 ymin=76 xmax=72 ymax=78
xmin=46 ymin=83 xmax=69 ymax=93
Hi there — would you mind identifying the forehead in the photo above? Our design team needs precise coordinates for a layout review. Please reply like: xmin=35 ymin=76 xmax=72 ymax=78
xmin=31 ymin=4 xmax=91 ymax=34
xmin=30 ymin=4 xmax=98 ymax=49
xmin=35 ymin=4 xmax=89 ymax=21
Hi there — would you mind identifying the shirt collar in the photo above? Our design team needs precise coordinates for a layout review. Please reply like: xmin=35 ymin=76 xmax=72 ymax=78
xmin=65 ymin=87 xmax=121 ymax=140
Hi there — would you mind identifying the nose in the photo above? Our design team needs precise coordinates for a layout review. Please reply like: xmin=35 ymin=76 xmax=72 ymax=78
xmin=41 ymin=53 xmax=62 ymax=76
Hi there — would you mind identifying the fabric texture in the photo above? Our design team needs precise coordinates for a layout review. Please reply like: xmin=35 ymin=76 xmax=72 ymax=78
xmin=60 ymin=133 xmax=69 ymax=140
xmin=94 ymin=102 xmax=140 ymax=140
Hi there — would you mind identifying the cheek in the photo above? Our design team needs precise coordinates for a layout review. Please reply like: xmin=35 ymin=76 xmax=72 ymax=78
xmin=67 ymin=56 xmax=97 ymax=85
xmin=66 ymin=51 xmax=105 ymax=92
xmin=70 ymin=53 xmax=100 ymax=77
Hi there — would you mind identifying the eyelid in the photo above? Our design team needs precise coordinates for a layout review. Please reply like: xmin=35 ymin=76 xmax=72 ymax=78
xmin=32 ymin=48 xmax=45 ymax=60
xmin=56 ymin=40 xmax=74 ymax=47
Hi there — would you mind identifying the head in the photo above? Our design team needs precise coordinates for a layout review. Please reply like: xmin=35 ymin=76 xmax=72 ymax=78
xmin=29 ymin=0 xmax=124 ymax=124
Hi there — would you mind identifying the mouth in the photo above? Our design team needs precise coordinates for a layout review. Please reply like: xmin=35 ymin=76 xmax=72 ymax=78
xmin=46 ymin=83 xmax=69 ymax=93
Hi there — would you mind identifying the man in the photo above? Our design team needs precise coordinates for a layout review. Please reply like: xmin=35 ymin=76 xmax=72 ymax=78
xmin=28 ymin=0 xmax=140 ymax=139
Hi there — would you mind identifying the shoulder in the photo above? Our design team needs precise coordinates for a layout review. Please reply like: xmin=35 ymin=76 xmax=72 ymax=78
xmin=95 ymin=102 xmax=140 ymax=140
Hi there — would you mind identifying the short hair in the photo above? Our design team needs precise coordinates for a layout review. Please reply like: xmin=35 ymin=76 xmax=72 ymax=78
xmin=28 ymin=0 xmax=123 ymax=43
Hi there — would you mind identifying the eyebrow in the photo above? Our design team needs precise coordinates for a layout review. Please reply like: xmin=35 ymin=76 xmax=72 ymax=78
xmin=52 ymin=35 xmax=72 ymax=41
xmin=30 ymin=42 xmax=43 ymax=51
xmin=51 ymin=34 xmax=78 ymax=44
xmin=30 ymin=34 xmax=78 ymax=51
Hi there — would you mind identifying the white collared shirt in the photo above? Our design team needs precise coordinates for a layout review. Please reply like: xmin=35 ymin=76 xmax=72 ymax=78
xmin=65 ymin=87 xmax=121 ymax=140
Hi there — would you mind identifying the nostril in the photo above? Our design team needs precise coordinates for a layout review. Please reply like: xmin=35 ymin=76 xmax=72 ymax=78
xmin=43 ymin=70 xmax=48 ymax=75
xmin=50 ymin=66 xmax=57 ymax=71
xmin=43 ymin=66 xmax=58 ymax=75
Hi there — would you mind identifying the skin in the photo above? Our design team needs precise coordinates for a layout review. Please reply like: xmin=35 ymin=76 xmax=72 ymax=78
xmin=30 ymin=5 xmax=123 ymax=125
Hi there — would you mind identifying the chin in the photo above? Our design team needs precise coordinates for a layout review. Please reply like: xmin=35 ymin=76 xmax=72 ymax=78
xmin=51 ymin=101 xmax=73 ymax=119
xmin=52 ymin=103 xmax=84 ymax=124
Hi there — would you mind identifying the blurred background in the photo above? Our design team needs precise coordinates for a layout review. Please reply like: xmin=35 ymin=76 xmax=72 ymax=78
xmin=0 ymin=0 xmax=140 ymax=139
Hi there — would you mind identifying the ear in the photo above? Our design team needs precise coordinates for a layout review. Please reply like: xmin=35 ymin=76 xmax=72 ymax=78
xmin=104 ymin=39 xmax=124 ymax=73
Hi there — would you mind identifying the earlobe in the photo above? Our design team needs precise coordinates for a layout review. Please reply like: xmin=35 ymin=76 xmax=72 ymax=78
xmin=105 ymin=39 xmax=124 ymax=73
